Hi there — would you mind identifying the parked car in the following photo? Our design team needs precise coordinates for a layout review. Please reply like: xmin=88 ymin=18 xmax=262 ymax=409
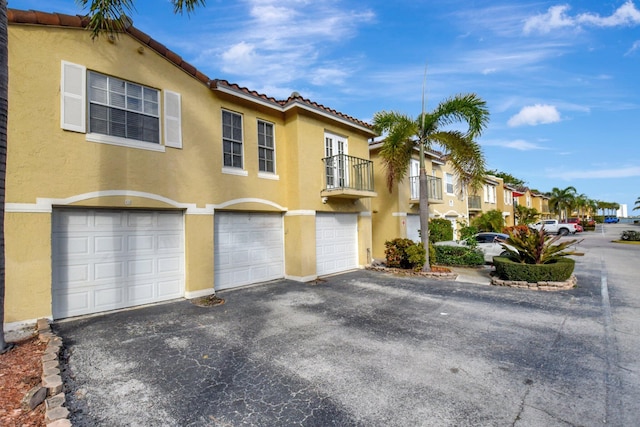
xmin=529 ymin=219 xmax=579 ymax=236
xmin=574 ymin=224 xmax=584 ymax=232
xmin=561 ymin=217 xmax=581 ymax=225
xmin=604 ymin=216 xmax=620 ymax=223
xmin=434 ymin=232 xmax=516 ymax=263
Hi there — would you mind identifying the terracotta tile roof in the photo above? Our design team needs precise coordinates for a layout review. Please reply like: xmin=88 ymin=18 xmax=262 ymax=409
xmin=212 ymin=80 xmax=373 ymax=131
xmin=8 ymin=8 xmax=373 ymax=132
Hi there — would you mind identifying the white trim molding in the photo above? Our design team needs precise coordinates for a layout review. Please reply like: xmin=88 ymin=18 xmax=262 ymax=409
xmin=5 ymin=190 xmax=215 ymax=215
xmin=392 ymin=212 xmax=407 ymax=217
xmin=285 ymin=210 xmax=316 ymax=216
xmin=214 ymin=198 xmax=287 ymax=211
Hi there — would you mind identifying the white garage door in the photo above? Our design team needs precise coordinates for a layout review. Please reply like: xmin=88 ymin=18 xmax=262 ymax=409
xmin=214 ymin=212 xmax=284 ymax=290
xmin=316 ymin=213 xmax=358 ymax=276
xmin=52 ymin=209 xmax=184 ymax=319
xmin=406 ymin=214 xmax=420 ymax=243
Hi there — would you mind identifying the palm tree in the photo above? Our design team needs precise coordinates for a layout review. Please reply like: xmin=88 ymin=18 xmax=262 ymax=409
xmin=0 ymin=0 xmax=205 ymax=353
xmin=634 ymin=197 xmax=640 ymax=211
xmin=373 ymin=94 xmax=489 ymax=271
xmin=548 ymin=186 xmax=576 ymax=220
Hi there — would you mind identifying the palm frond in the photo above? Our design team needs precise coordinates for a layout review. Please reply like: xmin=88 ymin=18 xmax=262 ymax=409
xmin=430 ymin=130 xmax=486 ymax=195
xmin=431 ymin=94 xmax=490 ymax=139
xmin=373 ymin=111 xmax=419 ymax=192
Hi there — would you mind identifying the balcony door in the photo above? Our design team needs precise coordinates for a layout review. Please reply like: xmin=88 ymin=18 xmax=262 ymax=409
xmin=325 ymin=132 xmax=348 ymax=189
xmin=410 ymin=159 xmax=420 ymax=199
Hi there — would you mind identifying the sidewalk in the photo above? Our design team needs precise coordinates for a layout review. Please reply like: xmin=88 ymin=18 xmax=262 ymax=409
xmin=449 ymin=265 xmax=494 ymax=285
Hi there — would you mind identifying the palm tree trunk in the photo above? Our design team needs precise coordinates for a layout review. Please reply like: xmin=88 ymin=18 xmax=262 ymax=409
xmin=419 ymin=165 xmax=431 ymax=272
xmin=0 ymin=0 xmax=10 ymax=353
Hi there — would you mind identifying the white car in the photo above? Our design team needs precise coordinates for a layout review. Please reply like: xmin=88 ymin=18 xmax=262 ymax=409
xmin=434 ymin=232 xmax=515 ymax=263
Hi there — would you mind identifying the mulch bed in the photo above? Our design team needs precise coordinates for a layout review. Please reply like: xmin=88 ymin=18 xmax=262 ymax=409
xmin=0 ymin=336 xmax=47 ymax=427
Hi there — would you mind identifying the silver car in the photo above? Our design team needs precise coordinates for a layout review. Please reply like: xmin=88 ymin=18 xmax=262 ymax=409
xmin=434 ymin=232 xmax=515 ymax=263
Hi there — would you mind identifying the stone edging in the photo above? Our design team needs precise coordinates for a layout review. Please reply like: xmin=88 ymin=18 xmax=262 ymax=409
xmin=36 ymin=319 xmax=72 ymax=427
xmin=366 ymin=266 xmax=458 ymax=280
xmin=491 ymin=274 xmax=577 ymax=291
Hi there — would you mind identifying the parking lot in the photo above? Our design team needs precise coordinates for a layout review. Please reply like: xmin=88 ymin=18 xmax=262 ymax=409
xmin=55 ymin=224 xmax=639 ymax=426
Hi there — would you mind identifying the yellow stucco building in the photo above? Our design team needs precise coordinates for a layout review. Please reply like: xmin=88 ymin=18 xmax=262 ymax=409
xmin=5 ymin=9 xmax=377 ymax=327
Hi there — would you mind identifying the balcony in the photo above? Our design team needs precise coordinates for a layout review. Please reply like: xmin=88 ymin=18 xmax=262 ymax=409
xmin=409 ymin=176 xmax=444 ymax=204
xmin=468 ymin=195 xmax=482 ymax=211
xmin=321 ymin=154 xmax=377 ymax=199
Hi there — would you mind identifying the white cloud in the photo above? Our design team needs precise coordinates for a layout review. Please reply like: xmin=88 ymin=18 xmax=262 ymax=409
xmin=524 ymin=1 xmax=640 ymax=34
xmin=523 ymin=5 xmax=575 ymax=34
xmin=482 ymin=139 xmax=547 ymax=151
xmin=196 ymin=0 xmax=375 ymax=89
xmin=625 ymin=40 xmax=640 ymax=55
xmin=550 ymin=166 xmax=640 ymax=180
xmin=507 ymin=104 xmax=561 ymax=127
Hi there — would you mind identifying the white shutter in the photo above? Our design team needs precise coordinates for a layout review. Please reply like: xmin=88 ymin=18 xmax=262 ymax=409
xmin=60 ymin=61 xmax=86 ymax=133
xmin=164 ymin=90 xmax=182 ymax=148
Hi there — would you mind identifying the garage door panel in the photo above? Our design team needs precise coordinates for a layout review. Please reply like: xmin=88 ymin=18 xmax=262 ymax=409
xmin=52 ymin=209 xmax=185 ymax=319
xmin=94 ymin=261 xmax=124 ymax=281
xmin=214 ymin=212 xmax=284 ymax=290
xmin=316 ymin=213 xmax=358 ymax=276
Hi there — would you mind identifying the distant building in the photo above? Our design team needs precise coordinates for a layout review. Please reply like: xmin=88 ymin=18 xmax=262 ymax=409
xmin=617 ymin=204 xmax=628 ymax=218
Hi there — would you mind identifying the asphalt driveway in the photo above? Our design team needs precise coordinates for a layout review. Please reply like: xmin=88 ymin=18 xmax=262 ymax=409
xmin=54 ymin=226 xmax=639 ymax=426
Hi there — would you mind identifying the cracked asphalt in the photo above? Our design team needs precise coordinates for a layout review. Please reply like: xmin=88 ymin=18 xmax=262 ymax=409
xmin=55 ymin=224 xmax=640 ymax=426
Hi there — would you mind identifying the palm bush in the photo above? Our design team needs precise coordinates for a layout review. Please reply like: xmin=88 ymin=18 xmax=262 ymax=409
xmin=493 ymin=228 xmax=582 ymax=282
xmin=498 ymin=227 xmax=582 ymax=264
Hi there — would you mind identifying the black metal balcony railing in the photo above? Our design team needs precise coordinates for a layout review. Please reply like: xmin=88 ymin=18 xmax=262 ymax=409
xmin=322 ymin=154 xmax=375 ymax=193
xmin=409 ymin=176 xmax=443 ymax=201
xmin=468 ymin=195 xmax=482 ymax=210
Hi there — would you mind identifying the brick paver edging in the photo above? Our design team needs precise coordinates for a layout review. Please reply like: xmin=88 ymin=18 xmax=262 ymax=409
xmin=490 ymin=274 xmax=577 ymax=291
xmin=36 ymin=319 xmax=72 ymax=427
xmin=366 ymin=266 xmax=459 ymax=280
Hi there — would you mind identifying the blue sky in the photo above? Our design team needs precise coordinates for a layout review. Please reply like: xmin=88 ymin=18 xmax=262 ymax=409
xmin=10 ymin=0 xmax=640 ymax=214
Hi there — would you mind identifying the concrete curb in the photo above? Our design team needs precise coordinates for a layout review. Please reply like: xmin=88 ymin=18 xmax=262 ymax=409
xmin=36 ymin=319 xmax=72 ymax=427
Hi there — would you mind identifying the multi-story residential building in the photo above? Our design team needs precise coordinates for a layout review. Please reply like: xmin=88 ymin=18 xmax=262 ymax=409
xmin=4 ymin=9 xmax=377 ymax=327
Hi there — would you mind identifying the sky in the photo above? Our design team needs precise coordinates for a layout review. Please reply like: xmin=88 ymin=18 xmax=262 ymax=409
xmin=9 ymin=0 xmax=640 ymax=215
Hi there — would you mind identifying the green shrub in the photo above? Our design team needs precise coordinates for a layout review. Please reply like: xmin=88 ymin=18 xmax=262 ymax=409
xmin=621 ymin=230 xmax=640 ymax=241
xmin=434 ymin=245 xmax=484 ymax=266
xmin=428 ymin=242 xmax=436 ymax=267
xmin=459 ymin=224 xmax=478 ymax=242
xmin=385 ymin=238 xmax=425 ymax=270
xmin=406 ymin=243 xmax=426 ymax=269
xmin=493 ymin=257 xmax=575 ymax=282
xmin=428 ymin=218 xmax=453 ymax=243
xmin=582 ymin=225 xmax=595 ymax=231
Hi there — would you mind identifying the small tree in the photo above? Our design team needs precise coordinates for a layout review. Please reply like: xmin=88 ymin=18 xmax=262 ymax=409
xmin=471 ymin=209 xmax=505 ymax=232
xmin=515 ymin=205 xmax=539 ymax=224
xmin=428 ymin=218 xmax=453 ymax=243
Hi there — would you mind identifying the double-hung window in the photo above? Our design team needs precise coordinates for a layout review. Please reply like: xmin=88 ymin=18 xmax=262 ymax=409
xmin=222 ymin=110 xmax=243 ymax=169
xmin=60 ymin=61 xmax=183 ymax=151
xmin=445 ymin=173 xmax=454 ymax=195
xmin=88 ymin=72 xmax=160 ymax=144
xmin=257 ymin=120 xmax=275 ymax=173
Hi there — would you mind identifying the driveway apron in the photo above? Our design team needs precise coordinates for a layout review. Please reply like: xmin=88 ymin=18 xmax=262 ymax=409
xmin=54 ymin=229 xmax=638 ymax=426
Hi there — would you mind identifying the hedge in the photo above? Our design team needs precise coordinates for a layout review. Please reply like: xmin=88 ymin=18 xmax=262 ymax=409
xmin=434 ymin=245 xmax=484 ymax=267
xmin=493 ymin=257 xmax=575 ymax=282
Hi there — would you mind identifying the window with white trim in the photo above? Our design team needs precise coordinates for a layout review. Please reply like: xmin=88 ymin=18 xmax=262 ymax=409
xmin=88 ymin=71 xmax=160 ymax=144
xmin=504 ymin=189 xmax=513 ymax=206
xmin=222 ymin=110 xmax=243 ymax=169
xmin=60 ymin=61 xmax=182 ymax=151
xmin=257 ymin=120 xmax=275 ymax=173
xmin=445 ymin=173 xmax=454 ymax=194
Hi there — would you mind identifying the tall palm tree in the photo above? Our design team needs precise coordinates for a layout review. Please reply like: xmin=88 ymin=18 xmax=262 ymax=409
xmin=373 ymin=94 xmax=489 ymax=271
xmin=548 ymin=186 xmax=576 ymax=220
xmin=0 ymin=0 xmax=205 ymax=353
xmin=634 ymin=197 xmax=640 ymax=211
